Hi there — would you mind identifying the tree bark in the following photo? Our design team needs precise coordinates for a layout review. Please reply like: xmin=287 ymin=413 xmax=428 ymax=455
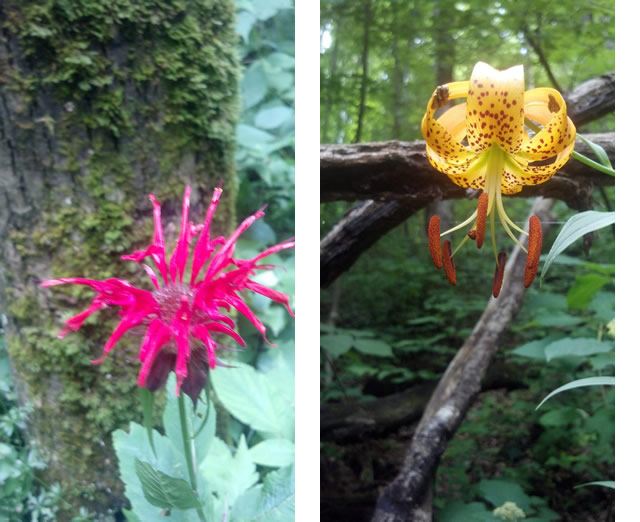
xmin=0 ymin=1 xmax=239 ymax=515
xmin=320 ymin=132 xmax=613 ymax=205
xmin=370 ymin=198 xmax=555 ymax=522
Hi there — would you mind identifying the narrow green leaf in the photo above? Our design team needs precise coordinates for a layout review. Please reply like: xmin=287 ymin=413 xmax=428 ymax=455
xmin=577 ymin=133 xmax=613 ymax=170
xmin=139 ymin=387 xmax=156 ymax=457
xmin=536 ymin=377 xmax=614 ymax=410
xmin=540 ymin=211 xmax=615 ymax=282
xmin=134 ymin=458 xmax=202 ymax=510
xmin=575 ymin=480 xmax=615 ymax=489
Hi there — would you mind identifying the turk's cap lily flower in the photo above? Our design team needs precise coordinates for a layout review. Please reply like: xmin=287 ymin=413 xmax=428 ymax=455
xmin=421 ymin=62 xmax=576 ymax=295
xmin=42 ymin=186 xmax=294 ymax=404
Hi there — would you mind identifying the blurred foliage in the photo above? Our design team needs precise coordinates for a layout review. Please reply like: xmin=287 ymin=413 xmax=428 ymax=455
xmin=320 ymin=0 xmax=614 ymax=520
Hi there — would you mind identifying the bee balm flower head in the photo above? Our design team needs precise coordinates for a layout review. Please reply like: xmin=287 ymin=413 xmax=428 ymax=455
xmin=422 ymin=62 xmax=576 ymax=295
xmin=42 ymin=186 xmax=294 ymax=403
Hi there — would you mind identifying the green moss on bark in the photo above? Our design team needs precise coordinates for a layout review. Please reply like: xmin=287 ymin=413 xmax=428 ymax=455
xmin=1 ymin=0 xmax=240 ymax=515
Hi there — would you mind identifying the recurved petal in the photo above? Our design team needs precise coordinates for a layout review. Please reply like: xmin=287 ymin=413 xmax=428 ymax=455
xmin=501 ymin=149 xmax=573 ymax=194
xmin=422 ymin=81 xmax=475 ymax=167
xmin=518 ymin=88 xmax=576 ymax=161
xmin=465 ymin=62 xmax=525 ymax=154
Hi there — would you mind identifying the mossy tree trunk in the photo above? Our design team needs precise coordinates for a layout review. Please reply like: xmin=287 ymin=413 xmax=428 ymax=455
xmin=0 ymin=0 xmax=239 ymax=515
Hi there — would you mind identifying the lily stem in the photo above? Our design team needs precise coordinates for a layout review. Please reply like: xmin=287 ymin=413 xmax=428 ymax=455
xmin=178 ymin=391 xmax=207 ymax=522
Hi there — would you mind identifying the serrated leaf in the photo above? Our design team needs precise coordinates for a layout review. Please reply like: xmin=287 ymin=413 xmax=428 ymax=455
xmin=352 ymin=338 xmax=393 ymax=357
xmin=134 ymin=458 xmax=202 ymax=510
xmin=540 ymin=211 xmax=615 ymax=282
xmin=545 ymin=338 xmax=613 ymax=361
xmin=211 ymin=362 xmax=290 ymax=437
xmin=536 ymin=376 xmax=614 ymax=409
xmin=231 ymin=465 xmax=294 ymax=521
xmin=249 ymin=439 xmax=295 ymax=467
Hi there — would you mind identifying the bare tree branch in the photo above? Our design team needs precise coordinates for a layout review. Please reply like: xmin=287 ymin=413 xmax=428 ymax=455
xmin=370 ymin=198 xmax=555 ymax=522
xmin=320 ymin=133 xmax=613 ymax=205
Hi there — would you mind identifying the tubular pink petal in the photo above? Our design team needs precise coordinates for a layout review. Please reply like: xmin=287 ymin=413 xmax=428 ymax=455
xmin=137 ymin=324 xmax=171 ymax=387
xmin=225 ymin=293 xmax=275 ymax=347
xmin=244 ymin=280 xmax=294 ymax=317
xmin=204 ymin=208 xmax=266 ymax=280
xmin=191 ymin=188 xmax=223 ymax=284
xmin=204 ymin=322 xmax=246 ymax=347
xmin=249 ymin=239 xmax=295 ymax=264
xmin=148 ymin=194 xmax=169 ymax=283
xmin=142 ymin=264 xmax=160 ymax=290
xmin=63 ymin=297 xmax=105 ymax=332
xmin=193 ymin=324 xmax=217 ymax=369
xmin=169 ymin=186 xmax=192 ymax=284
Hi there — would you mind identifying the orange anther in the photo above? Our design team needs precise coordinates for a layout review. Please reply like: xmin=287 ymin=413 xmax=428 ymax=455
xmin=493 ymin=251 xmax=507 ymax=297
xmin=476 ymin=192 xmax=488 ymax=248
xmin=443 ymin=240 xmax=456 ymax=285
xmin=428 ymin=216 xmax=442 ymax=269
xmin=524 ymin=216 xmax=542 ymax=287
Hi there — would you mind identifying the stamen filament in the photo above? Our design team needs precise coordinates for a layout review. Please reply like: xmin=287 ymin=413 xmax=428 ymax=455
xmin=451 ymin=234 xmax=470 ymax=257
xmin=495 ymin=190 xmax=527 ymax=253
xmin=440 ymin=210 xmax=478 ymax=237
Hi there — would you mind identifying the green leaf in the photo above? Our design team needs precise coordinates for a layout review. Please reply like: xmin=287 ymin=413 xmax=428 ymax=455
xmin=577 ymin=133 xmax=613 ymax=169
xmin=438 ymin=501 xmax=498 ymax=522
xmin=139 ymin=387 xmax=156 ymax=457
xmin=567 ymin=273 xmax=611 ymax=309
xmin=200 ymin=435 xmax=259 ymax=506
xmin=532 ymin=310 xmax=582 ymax=327
xmin=211 ymin=362 xmax=291 ymax=437
xmin=538 ymin=406 xmax=582 ymax=427
xmin=231 ymin=465 xmax=295 ymax=521
xmin=134 ymin=458 xmax=202 ymax=510
xmin=540 ymin=211 xmax=615 ymax=282
xmin=575 ymin=480 xmax=615 ymax=489
xmin=511 ymin=339 xmax=548 ymax=360
xmin=236 ymin=11 xmax=257 ymax=42
xmin=536 ymin=376 xmax=614 ymax=409
xmin=237 ymin=124 xmax=275 ymax=146
xmin=544 ymin=338 xmax=613 ymax=361
xmin=255 ymin=105 xmax=294 ymax=130
xmin=321 ymin=334 xmax=353 ymax=357
xmin=249 ymin=439 xmax=295 ymax=467
xmin=475 ymin=479 xmax=532 ymax=512
xmin=352 ymin=338 xmax=393 ymax=357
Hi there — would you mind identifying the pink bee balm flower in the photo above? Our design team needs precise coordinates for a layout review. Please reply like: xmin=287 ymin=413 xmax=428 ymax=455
xmin=42 ymin=186 xmax=294 ymax=402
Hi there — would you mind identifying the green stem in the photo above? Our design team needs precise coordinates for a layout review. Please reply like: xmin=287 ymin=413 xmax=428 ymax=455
xmin=178 ymin=392 xmax=207 ymax=522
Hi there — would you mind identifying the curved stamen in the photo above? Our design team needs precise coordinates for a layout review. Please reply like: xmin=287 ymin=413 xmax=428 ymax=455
xmin=495 ymin=189 xmax=527 ymax=253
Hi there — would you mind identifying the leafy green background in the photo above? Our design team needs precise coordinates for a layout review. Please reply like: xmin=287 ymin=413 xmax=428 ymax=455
xmin=320 ymin=0 xmax=614 ymax=520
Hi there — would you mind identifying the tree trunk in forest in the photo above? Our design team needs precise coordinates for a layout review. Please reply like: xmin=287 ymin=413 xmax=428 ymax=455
xmin=0 ymin=1 xmax=239 ymax=516
xmin=354 ymin=0 xmax=372 ymax=143
xmin=370 ymin=198 xmax=555 ymax=522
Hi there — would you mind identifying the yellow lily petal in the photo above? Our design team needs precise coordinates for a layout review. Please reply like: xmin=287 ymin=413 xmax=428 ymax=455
xmin=421 ymin=81 xmax=475 ymax=165
xmin=432 ymin=151 xmax=488 ymax=191
xmin=465 ymin=62 xmax=524 ymax=155
xmin=503 ymin=147 xmax=574 ymax=194
xmin=516 ymin=88 xmax=576 ymax=162
xmin=437 ymin=102 xmax=467 ymax=143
